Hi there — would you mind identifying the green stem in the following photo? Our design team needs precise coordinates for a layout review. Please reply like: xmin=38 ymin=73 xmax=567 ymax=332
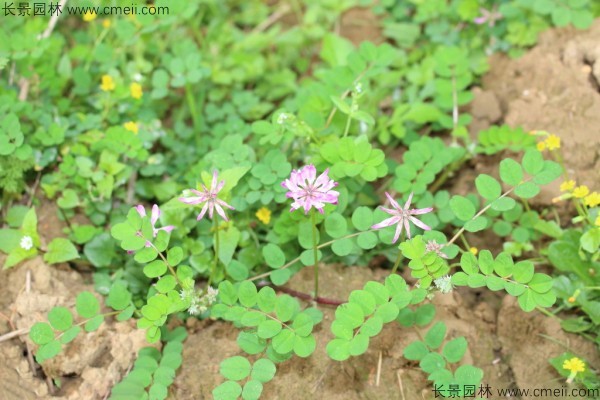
xmin=249 ymin=229 xmax=377 ymax=282
xmin=311 ymin=210 xmax=319 ymax=300
xmin=343 ymin=114 xmax=352 ymax=137
xmin=209 ymin=218 xmax=219 ymax=287
xmin=185 ymin=84 xmax=200 ymax=131
xmin=391 ymin=250 xmax=403 ymax=274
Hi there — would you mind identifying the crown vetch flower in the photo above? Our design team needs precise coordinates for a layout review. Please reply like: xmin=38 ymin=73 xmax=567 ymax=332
xmin=371 ymin=192 xmax=433 ymax=243
xmin=281 ymin=164 xmax=339 ymax=214
xmin=135 ymin=204 xmax=175 ymax=246
xmin=179 ymin=170 xmax=235 ymax=221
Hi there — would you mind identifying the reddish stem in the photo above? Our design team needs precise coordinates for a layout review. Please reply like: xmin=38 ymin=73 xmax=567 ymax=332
xmin=255 ymin=281 xmax=344 ymax=306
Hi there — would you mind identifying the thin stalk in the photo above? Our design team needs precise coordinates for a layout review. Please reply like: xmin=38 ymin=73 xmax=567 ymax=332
xmin=343 ymin=114 xmax=352 ymax=137
xmin=446 ymin=183 xmax=522 ymax=247
xmin=391 ymin=250 xmax=403 ymax=274
xmin=311 ymin=210 xmax=319 ymax=300
xmin=209 ymin=218 xmax=219 ymax=286
xmin=249 ymin=229 xmax=377 ymax=282
xmin=185 ymin=84 xmax=200 ymax=131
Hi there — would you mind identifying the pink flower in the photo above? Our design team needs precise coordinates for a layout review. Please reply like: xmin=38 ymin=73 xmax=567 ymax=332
xmin=474 ymin=7 xmax=502 ymax=27
xmin=135 ymin=204 xmax=175 ymax=246
xmin=178 ymin=170 xmax=235 ymax=221
xmin=282 ymin=164 xmax=339 ymax=214
xmin=371 ymin=192 xmax=433 ymax=243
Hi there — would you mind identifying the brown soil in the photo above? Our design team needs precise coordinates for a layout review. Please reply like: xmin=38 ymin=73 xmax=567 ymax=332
xmin=171 ymin=265 xmax=598 ymax=400
xmin=469 ymin=20 xmax=600 ymax=205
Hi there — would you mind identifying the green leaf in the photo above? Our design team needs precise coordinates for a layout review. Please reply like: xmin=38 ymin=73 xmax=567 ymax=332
xmin=30 ymin=322 xmax=55 ymax=345
xmin=357 ymin=231 xmax=378 ymax=249
xmin=325 ymin=213 xmax=347 ymax=238
xmin=84 ymin=314 xmax=104 ymax=332
xmin=348 ymin=290 xmax=376 ymax=316
xmin=326 ymin=338 xmax=350 ymax=361
xmin=262 ymin=244 xmax=285 ymax=269
xmin=460 ymin=252 xmax=478 ymax=275
xmin=424 ymin=322 xmax=446 ymax=350
xmin=218 ymin=226 xmax=241 ymax=266
xmin=375 ymin=302 xmax=400 ymax=323
xmin=442 ymin=337 xmax=467 ymax=363
xmin=464 ymin=216 xmax=487 ymax=232
xmin=35 ymin=340 xmax=61 ymax=363
xmin=499 ymin=158 xmax=523 ymax=186
xmin=76 ymin=292 xmax=100 ymax=318
xmin=419 ymin=352 xmax=446 ymax=373
xmin=144 ymin=260 xmax=168 ymax=278
xmin=349 ymin=333 xmax=369 ymax=356
xmin=512 ymin=261 xmax=534 ymax=284
xmin=293 ymin=334 xmax=316 ymax=357
xmin=528 ymin=273 xmax=553 ymax=293
xmin=272 ymin=329 xmax=295 ymax=354
xmin=48 ymin=307 xmax=73 ymax=331
xmin=44 ymin=238 xmax=79 ymax=264
xmin=242 ymin=380 xmax=263 ymax=400
xmin=213 ymin=381 xmax=242 ymax=400
xmin=514 ymin=182 xmax=540 ymax=199
xmin=218 ymin=281 xmax=238 ymax=306
xmin=493 ymin=253 xmax=514 ymax=278
xmin=533 ymin=161 xmax=562 ymax=185
xmin=490 ymin=197 xmax=516 ymax=211
xmin=257 ymin=286 xmax=276 ymax=313
xmin=238 ymin=281 xmax=258 ymax=307
xmin=449 ymin=195 xmax=476 ymax=221
xmin=518 ymin=289 xmax=537 ymax=312
xmin=237 ymin=332 xmax=266 ymax=355
xmin=134 ymin=247 xmax=158 ymax=263
xmin=59 ymin=326 xmax=81 ymax=344
xmin=220 ymin=356 xmax=251 ymax=381
xmin=167 ymin=247 xmax=184 ymax=266
xmin=352 ymin=207 xmax=373 ymax=231
xmin=292 ymin=313 xmax=314 ymax=337
xmin=257 ymin=319 xmax=282 ymax=339
xmin=475 ymin=174 xmax=501 ymax=200
xmin=522 ymin=150 xmax=544 ymax=175
xmin=275 ymin=295 xmax=298 ymax=322
xmin=251 ymin=358 xmax=276 ymax=383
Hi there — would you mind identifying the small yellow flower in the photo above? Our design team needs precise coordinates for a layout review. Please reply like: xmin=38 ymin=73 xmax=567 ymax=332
xmin=536 ymin=142 xmax=546 ymax=151
xmin=567 ymin=296 xmax=576 ymax=303
xmin=255 ymin=207 xmax=271 ymax=224
xmin=469 ymin=247 xmax=478 ymax=256
xmin=100 ymin=75 xmax=115 ymax=92
xmin=102 ymin=19 xmax=111 ymax=28
xmin=83 ymin=11 xmax=97 ymax=22
xmin=563 ymin=357 xmax=585 ymax=373
xmin=560 ymin=180 xmax=575 ymax=192
xmin=545 ymin=134 xmax=561 ymax=150
xmin=584 ymin=192 xmax=600 ymax=208
xmin=124 ymin=121 xmax=139 ymax=134
xmin=130 ymin=82 xmax=143 ymax=100
xmin=573 ymin=185 xmax=590 ymax=199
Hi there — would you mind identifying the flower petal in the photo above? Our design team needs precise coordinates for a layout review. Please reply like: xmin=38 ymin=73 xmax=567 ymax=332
xmin=135 ymin=205 xmax=146 ymax=217
xmin=151 ymin=204 xmax=160 ymax=226
xmin=214 ymin=203 xmax=229 ymax=221
xmin=179 ymin=196 xmax=204 ymax=205
xmin=408 ymin=216 xmax=431 ymax=231
xmin=196 ymin=203 xmax=209 ymax=221
xmin=403 ymin=192 xmax=414 ymax=211
xmin=371 ymin=216 xmax=400 ymax=230
xmin=410 ymin=207 xmax=433 ymax=215
xmin=384 ymin=192 xmax=401 ymax=210
xmin=392 ymin=221 xmax=404 ymax=244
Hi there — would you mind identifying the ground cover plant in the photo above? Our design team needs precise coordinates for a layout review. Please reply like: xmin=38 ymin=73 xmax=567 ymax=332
xmin=0 ymin=0 xmax=599 ymax=399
